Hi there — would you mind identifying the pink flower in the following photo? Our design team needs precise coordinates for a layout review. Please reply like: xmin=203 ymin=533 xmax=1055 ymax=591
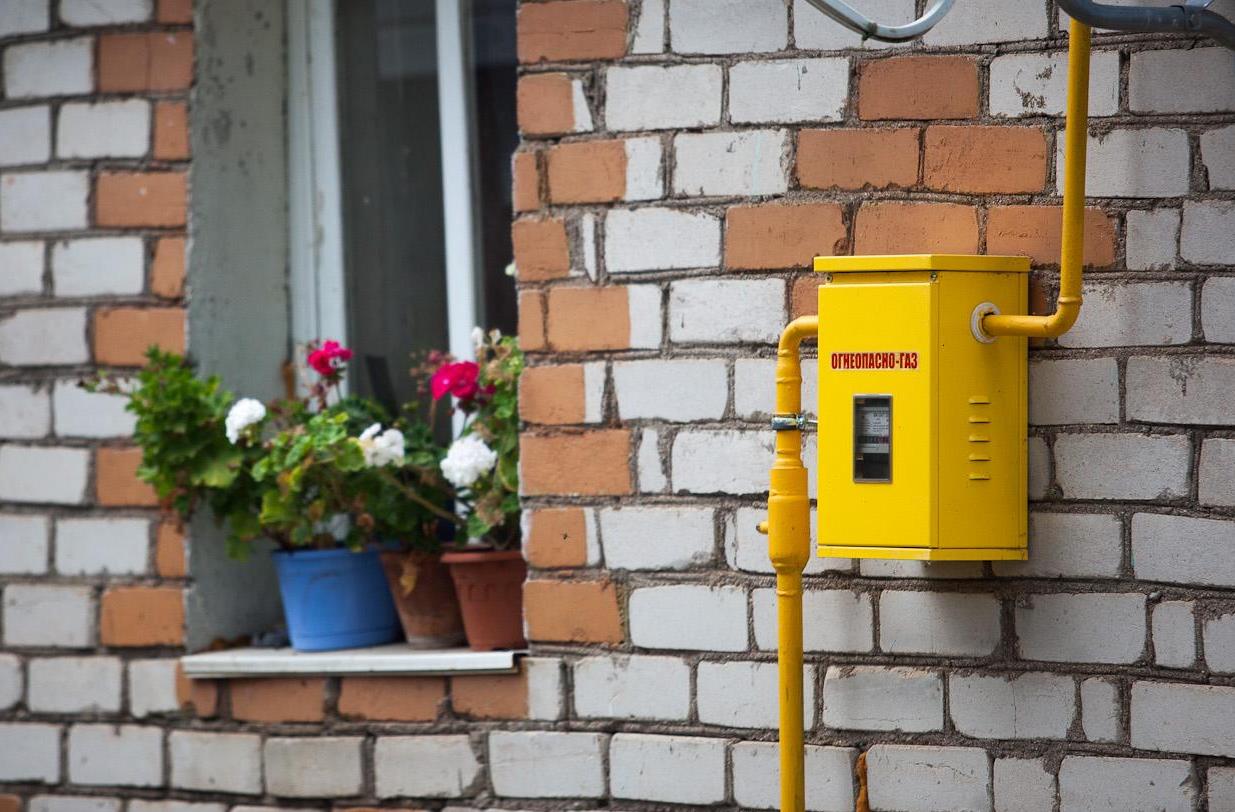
xmin=307 ymin=340 xmax=353 ymax=379
xmin=430 ymin=361 xmax=480 ymax=401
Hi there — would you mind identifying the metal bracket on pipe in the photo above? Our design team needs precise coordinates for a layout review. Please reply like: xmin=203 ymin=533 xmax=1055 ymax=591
xmin=771 ymin=414 xmax=817 ymax=432
xmin=799 ymin=0 xmax=955 ymax=42
xmin=1056 ymin=0 xmax=1235 ymax=49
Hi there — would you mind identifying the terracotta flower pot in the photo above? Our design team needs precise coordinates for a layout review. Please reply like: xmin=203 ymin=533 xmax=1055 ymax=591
xmin=378 ymin=551 xmax=466 ymax=648
xmin=441 ymin=549 xmax=527 ymax=651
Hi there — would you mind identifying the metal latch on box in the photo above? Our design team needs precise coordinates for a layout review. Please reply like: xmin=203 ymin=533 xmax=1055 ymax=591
xmin=770 ymin=413 xmax=816 ymax=432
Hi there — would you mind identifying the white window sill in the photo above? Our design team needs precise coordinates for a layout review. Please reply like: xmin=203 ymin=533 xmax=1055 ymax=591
xmin=181 ymin=644 xmax=524 ymax=679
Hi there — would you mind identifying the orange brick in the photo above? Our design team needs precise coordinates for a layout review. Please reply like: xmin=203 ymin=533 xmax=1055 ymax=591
xmin=797 ymin=128 xmax=920 ymax=190
xmin=924 ymin=126 xmax=1048 ymax=194
xmin=521 ymin=430 xmax=631 ymax=496
xmin=724 ymin=203 xmax=846 ymax=270
xmin=96 ymin=172 xmax=186 ymax=228
xmin=791 ymin=276 xmax=819 ymax=319
xmin=518 ymin=290 xmax=548 ymax=352
xmin=517 ymin=73 xmax=578 ymax=136
xmin=0 ymin=796 xmax=20 ymax=812
xmin=175 ymin=664 xmax=219 ymax=717
xmin=158 ymin=0 xmax=193 ymax=23
xmin=524 ymin=579 xmax=623 ymax=643
xmin=338 ymin=676 xmax=445 ymax=722
xmin=513 ymin=151 xmax=541 ymax=212
xmin=153 ymin=101 xmax=189 ymax=161
xmin=854 ymin=202 xmax=978 ymax=255
xmin=525 ymin=508 xmax=589 ymax=568
xmin=987 ymin=205 xmax=1117 ymax=267
xmin=96 ymin=446 xmax=157 ymax=507
xmin=155 ymin=521 xmax=186 ymax=578
xmin=858 ymin=56 xmax=979 ymax=121
xmin=99 ymin=32 xmax=194 ymax=93
xmin=93 ymin=307 xmax=186 ymax=366
xmin=546 ymin=140 xmax=625 ymax=203
xmin=150 ymin=237 xmax=186 ymax=299
xmin=451 ymin=671 xmax=528 ymax=718
xmin=100 ymin=586 xmax=184 ymax=646
xmin=520 ymin=365 xmax=586 ymax=424
xmin=231 ymin=678 xmax=325 ymax=723
xmin=518 ymin=0 xmax=627 ymax=63
xmin=513 ymin=218 xmax=571 ymax=281
xmin=545 ymin=286 xmax=629 ymax=351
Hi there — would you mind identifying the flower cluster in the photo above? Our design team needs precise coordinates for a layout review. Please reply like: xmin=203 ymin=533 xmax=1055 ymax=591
xmin=358 ymin=423 xmax=405 ymax=468
xmin=440 ymin=435 xmax=497 ymax=488
xmin=307 ymin=340 xmax=352 ymax=379
xmin=225 ymin=398 xmax=266 ymax=444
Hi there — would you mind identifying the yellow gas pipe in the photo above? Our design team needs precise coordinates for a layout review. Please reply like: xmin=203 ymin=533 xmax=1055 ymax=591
xmin=765 ymin=20 xmax=1093 ymax=812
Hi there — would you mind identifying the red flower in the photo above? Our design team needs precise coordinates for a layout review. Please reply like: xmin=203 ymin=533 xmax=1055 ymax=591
xmin=307 ymin=340 xmax=353 ymax=378
xmin=430 ymin=361 xmax=480 ymax=401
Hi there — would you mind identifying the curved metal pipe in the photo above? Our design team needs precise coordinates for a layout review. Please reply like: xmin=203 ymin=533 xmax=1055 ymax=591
xmin=1056 ymin=0 xmax=1235 ymax=49
xmin=800 ymin=0 xmax=955 ymax=42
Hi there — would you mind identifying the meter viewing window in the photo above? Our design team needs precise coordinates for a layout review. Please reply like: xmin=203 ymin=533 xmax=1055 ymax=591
xmin=854 ymin=395 xmax=892 ymax=482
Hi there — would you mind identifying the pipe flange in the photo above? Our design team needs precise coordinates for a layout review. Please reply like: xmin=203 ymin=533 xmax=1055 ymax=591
xmin=971 ymin=302 xmax=1000 ymax=344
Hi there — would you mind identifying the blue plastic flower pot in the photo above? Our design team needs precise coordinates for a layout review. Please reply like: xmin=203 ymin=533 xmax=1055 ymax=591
xmin=272 ymin=547 xmax=401 ymax=651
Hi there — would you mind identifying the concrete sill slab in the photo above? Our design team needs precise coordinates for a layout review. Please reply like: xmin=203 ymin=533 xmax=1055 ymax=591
xmin=181 ymin=644 xmax=524 ymax=679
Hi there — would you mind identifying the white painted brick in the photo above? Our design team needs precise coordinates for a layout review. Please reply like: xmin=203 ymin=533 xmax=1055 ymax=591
xmin=169 ymin=731 xmax=263 ymax=794
xmin=951 ymin=672 xmax=1074 ymax=739
xmin=1152 ymin=600 xmax=1196 ymax=669
xmin=631 ymin=0 xmax=664 ymax=53
xmin=926 ymin=0 xmax=1046 ymax=43
xmin=859 ymin=558 xmax=983 ymax=578
xmin=0 ymin=385 xmax=50 ymax=438
xmin=867 ymin=745 xmax=991 ymax=812
xmin=1056 ymin=129 xmax=1190 ymax=198
xmin=1081 ymin=677 xmax=1120 ymax=742
xmin=1200 ymin=439 xmax=1235 ymax=506
xmin=1205 ymin=612 xmax=1235 ymax=674
xmin=582 ymin=361 xmax=603 ymax=422
xmin=0 ymin=654 xmax=21 ymax=709
xmin=1181 ymin=200 xmax=1235 ymax=265
xmin=674 ymin=130 xmax=789 ymax=197
xmin=1212 ymin=768 xmax=1235 ymax=811
xmin=1054 ymin=432 xmax=1189 ymax=500
xmin=994 ymin=512 xmax=1122 ymax=579
xmin=3 ymin=38 xmax=92 ymax=99
xmin=629 ymin=584 xmax=747 ymax=651
xmin=1 ymin=172 xmax=89 ymax=233
xmin=794 ymin=0 xmax=912 ymax=49
xmin=626 ymin=283 xmax=662 ymax=349
xmin=994 ymin=758 xmax=1054 ymax=812
xmin=598 ymin=506 xmax=714 ymax=570
xmin=1130 ymin=47 xmax=1235 ymax=114
xmin=569 ymin=79 xmax=592 ymax=132
xmin=1059 ymin=755 xmax=1193 ymax=812
xmin=573 ymin=654 xmax=690 ymax=720
xmin=1029 ymin=435 xmax=1049 ymax=500
xmin=68 ymin=724 xmax=163 ymax=787
xmin=697 ymin=660 xmax=813 ymax=728
xmin=605 ymin=208 xmax=720 ymax=272
xmin=613 ymin=358 xmax=727 ymax=420
xmin=0 ymin=309 xmax=88 ymax=365
xmin=489 ymin=731 xmax=605 ymax=798
xmin=990 ymin=50 xmax=1119 ymax=118
xmin=0 ymin=105 xmax=51 ymax=166
xmin=672 ymin=429 xmax=772 ymax=494
xmin=264 ymin=737 xmax=362 ymax=798
xmin=1203 ymin=278 xmax=1235 ymax=344
xmin=52 ymin=237 xmax=145 ymax=297
xmin=1028 ymin=358 xmax=1119 ymax=424
xmin=730 ymin=59 xmax=848 ymax=124
xmin=1127 ymin=355 xmax=1235 ymax=425
xmin=53 ymin=381 xmax=136 ymax=438
xmin=1016 ymin=592 xmax=1145 ymax=664
xmin=55 ymin=517 xmax=148 ymax=575
xmin=57 ymin=101 xmax=150 ymax=159
xmin=0 ymin=445 xmax=90 ymax=504
xmin=609 ymin=733 xmax=726 ymax=804
xmin=1202 ymin=125 xmax=1235 ymax=189
xmin=0 ymin=0 xmax=49 ymax=36
xmin=1133 ymin=681 xmax=1235 ymax=757
xmin=879 ymin=591 xmax=1001 ymax=656
xmin=669 ymin=278 xmax=785 ymax=344
xmin=606 ymin=65 xmax=722 ymax=131
xmin=3 ymin=584 xmax=92 ymax=647
xmin=28 ymin=657 xmax=121 ymax=713
xmin=1133 ymin=513 xmax=1235 ymax=588
xmin=1056 ymin=282 xmax=1191 ymax=348
xmin=622 ymin=137 xmax=663 ymax=201
xmin=670 ymin=0 xmax=787 ymax=54
xmin=60 ymin=0 xmax=151 ymax=25
xmin=0 ymin=513 xmax=49 ymax=573
xmin=1125 ymin=208 xmax=1178 ymax=270
xmin=734 ymin=357 xmax=819 ymax=419
xmin=822 ymin=665 xmax=942 ymax=732
xmin=374 ymin=735 xmax=480 ymax=798
xmin=128 ymin=802 xmax=224 ymax=812
xmin=29 ymin=797 xmax=119 ymax=812
xmin=728 ymin=507 xmax=848 ymax=575
xmin=128 ymin=659 xmax=180 ymax=718
xmin=753 ymin=588 xmax=873 ymax=653
xmin=0 ymin=240 xmax=44 ymax=295
xmin=523 ymin=657 xmax=563 ymax=720
xmin=732 ymin=742 xmax=856 ymax=812
xmin=0 ymin=722 xmax=60 ymax=782
xmin=636 ymin=428 xmax=666 ymax=492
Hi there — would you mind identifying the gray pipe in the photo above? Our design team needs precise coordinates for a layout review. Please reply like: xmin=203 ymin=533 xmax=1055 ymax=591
xmin=1055 ymin=0 xmax=1235 ymax=49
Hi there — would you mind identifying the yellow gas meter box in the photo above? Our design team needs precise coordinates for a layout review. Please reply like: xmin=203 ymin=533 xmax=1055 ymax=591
xmin=814 ymin=254 xmax=1030 ymax=561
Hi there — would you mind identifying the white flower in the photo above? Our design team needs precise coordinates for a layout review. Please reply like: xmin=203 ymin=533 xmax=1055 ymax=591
xmin=440 ymin=435 xmax=498 ymax=489
xmin=225 ymin=398 xmax=266 ymax=444
xmin=471 ymin=326 xmax=485 ymax=348
xmin=358 ymin=423 xmax=405 ymax=467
